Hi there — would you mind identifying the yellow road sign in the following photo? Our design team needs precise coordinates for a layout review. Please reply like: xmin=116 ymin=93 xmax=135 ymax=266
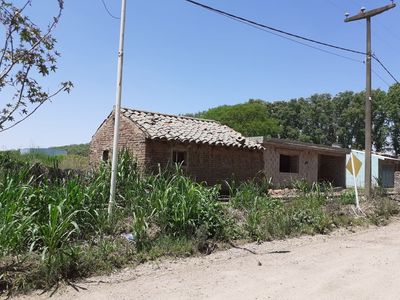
xmin=346 ymin=153 xmax=362 ymax=177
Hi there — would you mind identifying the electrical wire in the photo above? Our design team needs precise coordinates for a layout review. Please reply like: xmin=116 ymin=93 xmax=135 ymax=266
xmin=225 ymin=11 xmax=394 ymax=87
xmin=375 ymin=17 xmax=400 ymax=45
xmin=100 ymin=0 xmax=120 ymax=20
xmin=372 ymin=54 xmax=399 ymax=84
xmin=222 ymin=12 xmax=363 ymax=64
xmin=184 ymin=0 xmax=366 ymax=55
xmin=184 ymin=0 xmax=399 ymax=84
xmin=372 ymin=69 xmax=391 ymax=87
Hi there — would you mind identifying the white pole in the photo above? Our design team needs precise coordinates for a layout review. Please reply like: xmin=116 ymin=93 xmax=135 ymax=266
xmin=351 ymin=152 xmax=360 ymax=210
xmin=108 ymin=0 xmax=127 ymax=219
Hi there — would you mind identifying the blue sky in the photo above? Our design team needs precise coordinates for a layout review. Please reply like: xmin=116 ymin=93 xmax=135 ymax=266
xmin=1 ymin=0 xmax=399 ymax=150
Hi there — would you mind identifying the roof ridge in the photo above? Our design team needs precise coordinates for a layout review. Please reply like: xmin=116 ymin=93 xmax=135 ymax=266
xmin=121 ymin=107 xmax=220 ymax=124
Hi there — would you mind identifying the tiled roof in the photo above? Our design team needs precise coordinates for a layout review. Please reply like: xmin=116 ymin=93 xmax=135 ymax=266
xmin=249 ymin=137 xmax=350 ymax=155
xmin=120 ymin=108 xmax=262 ymax=150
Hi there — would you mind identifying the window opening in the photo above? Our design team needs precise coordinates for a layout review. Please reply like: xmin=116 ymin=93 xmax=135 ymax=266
xmin=279 ymin=154 xmax=299 ymax=173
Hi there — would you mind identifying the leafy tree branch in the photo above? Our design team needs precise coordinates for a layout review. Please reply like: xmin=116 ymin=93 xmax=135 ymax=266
xmin=0 ymin=0 xmax=72 ymax=132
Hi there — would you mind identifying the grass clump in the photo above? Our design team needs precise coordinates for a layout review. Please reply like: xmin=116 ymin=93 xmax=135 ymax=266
xmin=228 ymin=181 xmax=331 ymax=241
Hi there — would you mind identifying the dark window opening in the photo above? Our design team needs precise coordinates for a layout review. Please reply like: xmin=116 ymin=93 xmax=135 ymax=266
xmin=279 ymin=154 xmax=299 ymax=173
xmin=102 ymin=150 xmax=109 ymax=162
xmin=172 ymin=150 xmax=187 ymax=166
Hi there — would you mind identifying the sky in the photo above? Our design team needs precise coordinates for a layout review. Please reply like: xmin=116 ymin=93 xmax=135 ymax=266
xmin=1 ymin=0 xmax=399 ymax=150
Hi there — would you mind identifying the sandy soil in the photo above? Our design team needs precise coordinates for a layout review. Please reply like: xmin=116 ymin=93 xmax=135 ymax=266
xmin=19 ymin=220 xmax=400 ymax=300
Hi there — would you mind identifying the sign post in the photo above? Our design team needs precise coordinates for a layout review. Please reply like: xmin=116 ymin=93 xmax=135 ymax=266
xmin=346 ymin=152 xmax=362 ymax=210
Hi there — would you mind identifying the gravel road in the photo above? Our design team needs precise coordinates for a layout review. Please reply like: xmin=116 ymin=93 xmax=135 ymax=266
xmin=21 ymin=220 xmax=400 ymax=300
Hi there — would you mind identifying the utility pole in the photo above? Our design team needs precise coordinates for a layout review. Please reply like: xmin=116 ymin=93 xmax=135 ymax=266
xmin=345 ymin=2 xmax=396 ymax=200
xmin=108 ymin=0 xmax=127 ymax=219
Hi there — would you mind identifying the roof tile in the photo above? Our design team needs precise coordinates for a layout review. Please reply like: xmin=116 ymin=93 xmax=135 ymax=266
xmin=120 ymin=108 xmax=262 ymax=150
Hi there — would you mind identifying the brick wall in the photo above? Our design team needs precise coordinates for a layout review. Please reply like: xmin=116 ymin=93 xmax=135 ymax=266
xmin=90 ymin=114 xmax=263 ymax=186
xmin=89 ymin=113 xmax=147 ymax=167
xmin=262 ymin=145 xmax=318 ymax=187
xmin=145 ymin=140 xmax=264 ymax=186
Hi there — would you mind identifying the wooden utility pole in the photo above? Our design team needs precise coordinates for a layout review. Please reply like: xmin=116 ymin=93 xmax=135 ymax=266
xmin=109 ymin=0 xmax=127 ymax=219
xmin=345 ymin=2 xmax=396 ymax=200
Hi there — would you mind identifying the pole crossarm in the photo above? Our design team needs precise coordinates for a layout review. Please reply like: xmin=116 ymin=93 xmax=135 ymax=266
xmin=345 ymin=3 xmax=396 ymax=22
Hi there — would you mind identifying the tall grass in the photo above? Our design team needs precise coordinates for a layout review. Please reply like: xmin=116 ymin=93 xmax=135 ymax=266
xmin=0 ymin=151 xmax=398 ymax=294
xmin=0 ymin=151 xmax=226 ymax=291
xmin=229 ymin=180 xmax=336 ymax=240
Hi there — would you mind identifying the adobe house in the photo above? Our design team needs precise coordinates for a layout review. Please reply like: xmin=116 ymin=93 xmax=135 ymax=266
xmin=90 ymin=108 xmax=264 ymax=186
xmin=249 ymin=137 xmax=350 ymax=187
xmin=346 ymin=150 xmax=400 ymax=188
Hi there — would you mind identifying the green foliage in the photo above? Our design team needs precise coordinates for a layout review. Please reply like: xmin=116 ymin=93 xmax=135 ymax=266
xmin=292 ymin=179 xmax=311 ymax=194
xmin=192 ymin=85 xmax=400 ymax=153
xmin=54 ymin=144 xmax=90 ymax=157
xmin=0 ymin=0 xmax=73 ymax=132
xmin=197 ymin=100 xmax=281 ymax=137
xmin=228 ymin=181 xmax=331 ymax=241
xmin=1 ymin=152 xmax=399 ymax=295
xmin=0 ymin=149 xmax=89 ymax=171
xmin=386 ymin=83 xmax=400 ymax=154
xmin=339 ymin=190 xmax=356 ymax=205
xmin=0 ymin=151 xmax=226 ymax=292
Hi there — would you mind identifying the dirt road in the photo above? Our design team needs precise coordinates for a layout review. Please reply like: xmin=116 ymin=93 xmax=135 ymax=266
xmin=24 ymin=221 xmax=400 ymax=300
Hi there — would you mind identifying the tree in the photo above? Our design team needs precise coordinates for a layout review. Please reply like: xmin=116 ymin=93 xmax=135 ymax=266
xmin=267 ymin=99 xmax=304 ymax=141
xmin=267 ymin=94 xmax=336 ymax=145
xmin=0 ymin=0 xmax=72 ymax=132
xmin=372 ymin=89 xmax=389 ymax=152
xmin=198 ymin=100 xmax=281 ymax=137
xmin=191 ymin=85 xmax=399 ymax=153
xmin=303 ymin=93 xmax=336 ymax=145
xmin=386 ymin=83 xmax=400 ymax=155
xmin=333 ymin=91 xmax=364 ymax=149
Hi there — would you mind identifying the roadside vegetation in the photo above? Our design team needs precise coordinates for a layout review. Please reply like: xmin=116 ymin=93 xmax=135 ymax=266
xmin=0 ymin=151 xmax=399 ymax=296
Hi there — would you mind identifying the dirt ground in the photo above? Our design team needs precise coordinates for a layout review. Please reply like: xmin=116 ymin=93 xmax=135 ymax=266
xmin=19 ymin=220 xmax=400 ymax=300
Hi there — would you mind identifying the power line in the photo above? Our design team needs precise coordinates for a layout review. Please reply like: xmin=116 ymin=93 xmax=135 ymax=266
xmin=223 ymin=12 xmax=364 ymax=64
xmin=184 ymin=0 xmax=366 ymax=56
xmin=184 ymin=0 xmax=399 ymax=84
xmin=100 ymin=0 xmax=120 ymax=20
xmin=373 ymin=30 xmax=400 ymax=54
xmin=372 ymin=54 xmax=399 ymax=84
xmin=231 ymin=12 xmax=393 ymax=86
xmin=372 ymin=69 xmax=391 ymax=87
xmin=376 ymin=19 xmax=400 ymax=43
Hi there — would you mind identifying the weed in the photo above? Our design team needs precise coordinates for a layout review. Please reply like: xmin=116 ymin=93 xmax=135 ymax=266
xmin=339 ymin=190 xmax=356 ymax=205
xmin=0 ymin=151 xmax=399 ymax=295
xmin=292 ymin=179 xmax=311 ymax=194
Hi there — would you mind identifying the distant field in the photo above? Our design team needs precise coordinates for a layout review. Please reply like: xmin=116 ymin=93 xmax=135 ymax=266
xmin=1 ymin=143 xmax=90 ymax=170
xmin=54 ymin=143 xmax=90 ymax=157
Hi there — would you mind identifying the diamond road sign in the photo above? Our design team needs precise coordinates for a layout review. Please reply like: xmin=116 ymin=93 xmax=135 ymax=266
xmin=346 ymin=153 xmax=362 ymax=177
